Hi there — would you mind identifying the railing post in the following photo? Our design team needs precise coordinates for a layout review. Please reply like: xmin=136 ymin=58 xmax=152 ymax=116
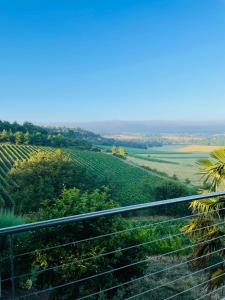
xmin=9 ymin=234 xmax=15 ymax=300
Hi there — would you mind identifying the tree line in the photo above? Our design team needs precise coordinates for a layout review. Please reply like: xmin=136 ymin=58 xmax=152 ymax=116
xmin=0 ymin=120 xmax=99 ymax=148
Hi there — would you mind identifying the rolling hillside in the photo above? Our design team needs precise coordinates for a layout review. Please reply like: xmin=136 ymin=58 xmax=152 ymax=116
xmin=0 ymin=144 xmax=165 ymax=208
xmin=66 ymin=149 xmax=164 ymax=205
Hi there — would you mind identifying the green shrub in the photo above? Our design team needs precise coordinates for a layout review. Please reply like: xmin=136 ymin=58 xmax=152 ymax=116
xmin=8 ymin=149 xmax=93 ymax=214
xmin=22 ymin=187 xmax=148 ymax=299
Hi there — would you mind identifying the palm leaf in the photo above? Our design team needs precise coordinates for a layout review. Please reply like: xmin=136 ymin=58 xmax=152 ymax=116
xmin=207 ymin=265 xmax=225 ymax=291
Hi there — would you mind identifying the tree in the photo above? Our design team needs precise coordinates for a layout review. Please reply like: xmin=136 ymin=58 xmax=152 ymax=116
xmin=182 ymin=148 xmax=225 ymax=291
xmin=0 ymin=129 xmax=9 ymax=143
xmin=112 ymin=145 xmax=117 ymax=155
xmin=118 ymin=147 xmax=126 ymax=158
xmin=24 ymin=132 xmax=30 ymax=145
xmin=15 ymin=131 xmax=24 ymax=144
xmin=8 ymin=150 xmax=92 ymax=213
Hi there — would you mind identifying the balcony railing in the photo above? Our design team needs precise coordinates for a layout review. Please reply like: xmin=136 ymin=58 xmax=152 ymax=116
xmin=1 ymin=191 xmax=225 ymax=299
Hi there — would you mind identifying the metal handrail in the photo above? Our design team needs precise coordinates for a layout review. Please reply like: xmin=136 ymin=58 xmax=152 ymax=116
xmin=0 ymin=191 xmax=225 ymax=236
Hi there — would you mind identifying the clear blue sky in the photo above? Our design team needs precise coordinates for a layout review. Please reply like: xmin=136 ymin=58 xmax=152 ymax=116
xmin=1 ymin=0 xmax=225 ymax=123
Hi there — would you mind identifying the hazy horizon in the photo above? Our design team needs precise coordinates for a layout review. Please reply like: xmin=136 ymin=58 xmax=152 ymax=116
xmin=37 ymin=119 xmax=225 ymax=135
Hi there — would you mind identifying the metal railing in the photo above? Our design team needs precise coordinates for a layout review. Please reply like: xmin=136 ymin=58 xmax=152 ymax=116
xmin=1 ymin=191 xmax=225 ymax=299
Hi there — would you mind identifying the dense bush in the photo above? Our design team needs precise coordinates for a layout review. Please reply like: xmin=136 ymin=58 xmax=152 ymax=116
xmin=19 ymin=188 xmax=149 ymax=299
xmin=8 ymin=150 xmax=93 ymax=213
xmin=140 ymin=178 xmax=197 ymax=216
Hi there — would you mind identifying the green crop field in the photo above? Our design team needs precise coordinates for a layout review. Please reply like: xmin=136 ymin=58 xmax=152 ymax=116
xmin=66 ymin=148 xmax=164 ymax=205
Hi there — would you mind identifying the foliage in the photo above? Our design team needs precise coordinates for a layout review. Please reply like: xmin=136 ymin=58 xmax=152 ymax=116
xmin=111 ymin=146 xmax=126 ymax=158
xmin=7 ymin=149 xmax=92 ymax=214
xmin=0 ymin=210 xmax=25 ymax=275
xmin=129 ymin=216 xmax=190 ymax=255
xmin=112 ymin=145 xmax=117 ymax=155
xmin=141 ymin=178 xmax=196 ymax=215
xmin=22 ymin=188 xmax=148 ymax=299
xmin=197 ymin=148 xmax=225 ymax=191
xmin=118 ymin=147 xmax=126 ymax=158
xmin=1 ymin=143 xmax=194 ymax=212
xmin=182 ymin=147 xmax=225 ymax=292
xmin=0 ymin=119 xmax=113 ymax=148
xmin=0 ymin=210 xmax=25 ymax=228
xmin=0 ymin=143 xmax=37 ymax=207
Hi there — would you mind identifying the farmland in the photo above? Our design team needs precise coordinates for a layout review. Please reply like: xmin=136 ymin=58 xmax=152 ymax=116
xmin=120 ymin=145 xmax=211 ymax=185
xmin=66 ymin=148 xmax=164 ymax=205
xmin=0 ymin=144 xmax=168 ymax=208
xmin=99 ymin=144 xmax=217 ymax=185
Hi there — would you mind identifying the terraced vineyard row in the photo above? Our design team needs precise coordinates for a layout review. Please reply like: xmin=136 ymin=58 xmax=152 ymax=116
xmin=0 ymin=144 xmax=39 ymax=206
xmin=67 ymin=149 xmax=162 ymax=205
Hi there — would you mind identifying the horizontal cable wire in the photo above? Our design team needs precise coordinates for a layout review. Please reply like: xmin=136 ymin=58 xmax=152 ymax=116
xmin=1 ymin=217 xmax=222 ymax=285
xmin=78 ymin=246 xmax=225 ymax=300
xmin=195 ymin=284 xmax=225 ymax=300
xmin=13 ymin=232 xmax=225 ymax=299
xmin=1 ymin=193 xmax=224 ymax=262
xmin=163 ymin=270 xmax=225 ymax=300
xmin=125 ymin=258 xmax=225 ymax=300
xmin=15 ymin=221 xmax=225 ymax=278
xmin=13 ymin=207 xmax=225 ymax=260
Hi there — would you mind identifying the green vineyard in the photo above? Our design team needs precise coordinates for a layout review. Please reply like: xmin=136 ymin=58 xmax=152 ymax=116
xmin=66 ymin=149 xmax=162 ymax=205
xmin=0 ymin=144 xmax=40 ymax=205
xmin=0 ymin=144 xmax=163 ymax=208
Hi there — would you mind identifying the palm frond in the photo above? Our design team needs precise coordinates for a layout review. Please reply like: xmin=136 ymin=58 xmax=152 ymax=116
xmin=191 ymin=228 xmax=223 ymax=267
xmin=207 ymin=265 xmax=225 ymax=291
xmin=197 ymin=148 xmax=225 ymax=191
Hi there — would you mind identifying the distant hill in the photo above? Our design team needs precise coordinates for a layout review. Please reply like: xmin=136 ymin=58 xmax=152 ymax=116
xmin=44 ymin=120 xmax=225 ymax=135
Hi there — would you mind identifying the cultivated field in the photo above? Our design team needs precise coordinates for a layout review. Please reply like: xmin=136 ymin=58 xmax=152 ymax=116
xmin=177 ymin=145 xmax=223 ymax=152
xmin=66 ymin=148 xmax=164 ymax=205
xmin=121 ymin=145 xmax=214 ymax=185
xmin=0 ymin=144 xmax=165 ymax=208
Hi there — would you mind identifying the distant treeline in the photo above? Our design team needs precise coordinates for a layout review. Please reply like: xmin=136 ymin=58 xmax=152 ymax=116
xmin=0 ymin=120 xmax=108 ymax=148
xmin=0 ymin=120 xmax=168 ymax=149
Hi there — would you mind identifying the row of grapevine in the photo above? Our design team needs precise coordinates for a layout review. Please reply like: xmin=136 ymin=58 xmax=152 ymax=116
xmin=66 ymin=149 xmax=162 ymax=206
xmin=0 ymin=144 xmax=38 ymax=206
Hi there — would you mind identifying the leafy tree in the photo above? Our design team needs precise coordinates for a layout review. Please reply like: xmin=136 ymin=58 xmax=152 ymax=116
xmin=24 ymin=132 xmax=30 ymax=145
xmin=15 ymin=131 xmax=24 ymax=144
xmin=0 ymin=129 xmax=9 ymax=143
xmin=8 ymin=150 xmax=92 ymax=213
xmin=182 ymin=148 xmax=225 ymax=291
xmin=118 ymin=147 xmax=126 ymax=158
xmin=112 ymin=145 xmax=117 ymax=155
xmin=141 ymin=179 xmax=195 ymax=216
xmin=8 ymin=130 xmax=15 ymax=143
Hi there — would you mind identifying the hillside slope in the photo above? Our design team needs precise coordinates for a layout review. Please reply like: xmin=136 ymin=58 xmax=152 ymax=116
xmin=0 ymin=144 xmax=165 ymax=208
xmin=66 ymin=149 xmax=163 ymax=205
